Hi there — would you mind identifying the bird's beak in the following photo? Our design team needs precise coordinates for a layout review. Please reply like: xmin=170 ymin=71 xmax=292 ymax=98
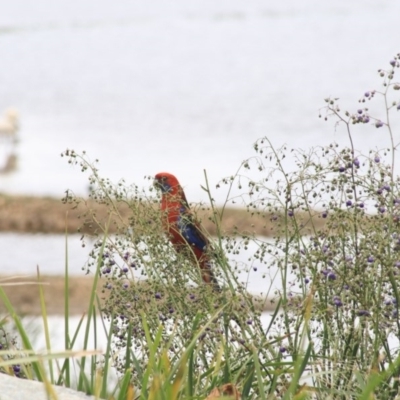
xmin=153 ymin=177 xmax=161 ymax=191
xmin=154 ymin=177 xmax=171 ymax=193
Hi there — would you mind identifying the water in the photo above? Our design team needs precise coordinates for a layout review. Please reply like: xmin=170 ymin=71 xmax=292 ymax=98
xmin=1 ymin=231 xmax=279 ymax=375
xmin=0 ymin=0 xmax=399 ymax=204
xmin=0 ymin=233 xmax=88 ymax=275
xmin=0 ymin=233 xmax=291 ymax=296
xmin=2 ymin=231 xmax=399 ymax=381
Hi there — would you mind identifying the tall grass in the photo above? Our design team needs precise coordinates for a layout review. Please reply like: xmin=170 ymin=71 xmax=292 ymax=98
xmin=0 ymin=53 xmax=399 ymax=399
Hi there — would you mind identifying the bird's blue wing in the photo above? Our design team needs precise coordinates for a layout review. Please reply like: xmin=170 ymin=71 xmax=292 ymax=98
xmin=177 ymin=207 xmax=207 ymax=251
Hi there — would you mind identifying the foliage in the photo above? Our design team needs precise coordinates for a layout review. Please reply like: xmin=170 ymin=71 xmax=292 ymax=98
xmin=0 ymin=53 xmax=400 ymax=399
xmin=61 ymin=147 xmax=285 ymax=397
xmin=216 ymin=52 xmax=400 ymax=398
xmin=60 ymin=52 xmax=400 ymax=398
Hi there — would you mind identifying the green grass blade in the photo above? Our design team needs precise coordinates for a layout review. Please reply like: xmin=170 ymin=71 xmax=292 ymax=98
xmin=64 ymin=223 xmax=70 ymax=387
xmin=0 ymin=286 xmax=43 ymax=381
xmin=117 ymin=368 xmax=134 ymax=400
xmin=187 ymin=346 xmax=195 ymax=398
xmin=77 ymin=221 xmax=110 ymax=392
xmin=241 ymin=363 xmax=255 ymax=399
xmin=100 ymin=308 xmax=114 ymax=399
xmin=283 ymin=342 xmax=312 ymax=400
xmin=36 ymin=267 xmax=54 ymax=383
xmin=252 ymin=347 xmax=266 ymax=400
xmin=358 ymin=353 xmax=400 ymax=399
xmin=57 ymin=314 xmax=85 ymax=386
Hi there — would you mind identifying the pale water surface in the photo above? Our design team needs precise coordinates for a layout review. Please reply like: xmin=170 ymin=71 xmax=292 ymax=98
xmin=0 ymin=0 xmax=400 ymax=204
xmin=0 ymin=233 xmax=290 ymax=296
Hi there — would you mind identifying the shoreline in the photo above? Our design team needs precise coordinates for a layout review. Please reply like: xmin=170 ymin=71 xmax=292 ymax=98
xmin=0 ymin=275 xmax=106 ymax=316
xmin=0 ymin=194 xmax=312 ymax=315
xmin=0 ymin=275 xmax=277 ymax=316
xmin=0 ymin=193 xmax=326 ymax=236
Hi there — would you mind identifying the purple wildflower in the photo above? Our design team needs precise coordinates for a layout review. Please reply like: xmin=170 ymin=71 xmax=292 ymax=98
xmin=13 ymin=365 xmax=21 ymax=374
xmin=328 ymin=272 xmax=337 ymax=281
xmin=333 ymin=297 xmax=343 ymax=307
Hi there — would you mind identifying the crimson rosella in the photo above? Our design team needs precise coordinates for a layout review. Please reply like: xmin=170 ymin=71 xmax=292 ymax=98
xmin=154 ymin=172 xmax=219 ymax=290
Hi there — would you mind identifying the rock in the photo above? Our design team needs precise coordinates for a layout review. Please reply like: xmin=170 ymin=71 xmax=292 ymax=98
xmin=0 ymin=373 xmax=103 ymax=400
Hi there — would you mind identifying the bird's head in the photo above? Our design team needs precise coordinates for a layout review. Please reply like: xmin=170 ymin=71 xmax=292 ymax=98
xmin=154 ymin=172 xmax=181 ymax=195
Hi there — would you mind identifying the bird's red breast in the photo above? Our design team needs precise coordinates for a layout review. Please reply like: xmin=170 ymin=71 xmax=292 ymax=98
xmin=154 ymin=172 xmax=187 ymax=243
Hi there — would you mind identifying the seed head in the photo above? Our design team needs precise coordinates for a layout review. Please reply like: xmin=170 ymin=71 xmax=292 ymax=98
xmin=328 ymin=272 xmax=337 ymax=281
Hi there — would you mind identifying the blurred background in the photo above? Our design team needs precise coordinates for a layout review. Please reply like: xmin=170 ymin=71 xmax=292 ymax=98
xmin=1 ymin=0 xmax=399 ymax=204
xmin=1 ymin=0 xmax=400 ymax=364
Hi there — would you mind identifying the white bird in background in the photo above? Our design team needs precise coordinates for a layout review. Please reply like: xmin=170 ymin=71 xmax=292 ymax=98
xmin=0 ymin=108 xmax=19 ymax=174
xmin=0 ymin=108 xmax=20 ymax=142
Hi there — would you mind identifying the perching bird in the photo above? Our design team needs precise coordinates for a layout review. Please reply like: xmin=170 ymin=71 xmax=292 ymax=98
xmin=154 ymin=172 xmax=219 ymax=290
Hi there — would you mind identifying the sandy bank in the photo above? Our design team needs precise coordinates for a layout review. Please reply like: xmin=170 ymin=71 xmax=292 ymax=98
xmin=0 ymin=194 xmax=325 ymax=236
xmin=0 ymin=275 xmax=276 ymax=316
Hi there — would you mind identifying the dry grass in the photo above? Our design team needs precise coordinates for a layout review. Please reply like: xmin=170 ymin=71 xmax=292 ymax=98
xmin=0 ymin=275 xmax=277 ymax=316
xmin=0 ymin=275 xmax=106 ymax=315
xmin=0 ymin=194 xmax=327 ymax=236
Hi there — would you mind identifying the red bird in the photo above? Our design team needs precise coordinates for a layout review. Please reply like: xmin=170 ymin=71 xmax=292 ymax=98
xmin=154 ymin=172 xmax=219 ymax=289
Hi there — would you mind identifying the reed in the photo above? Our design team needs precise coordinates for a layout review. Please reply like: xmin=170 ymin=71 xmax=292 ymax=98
xmin=0 ymin=53 xmax=400 ymax=399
